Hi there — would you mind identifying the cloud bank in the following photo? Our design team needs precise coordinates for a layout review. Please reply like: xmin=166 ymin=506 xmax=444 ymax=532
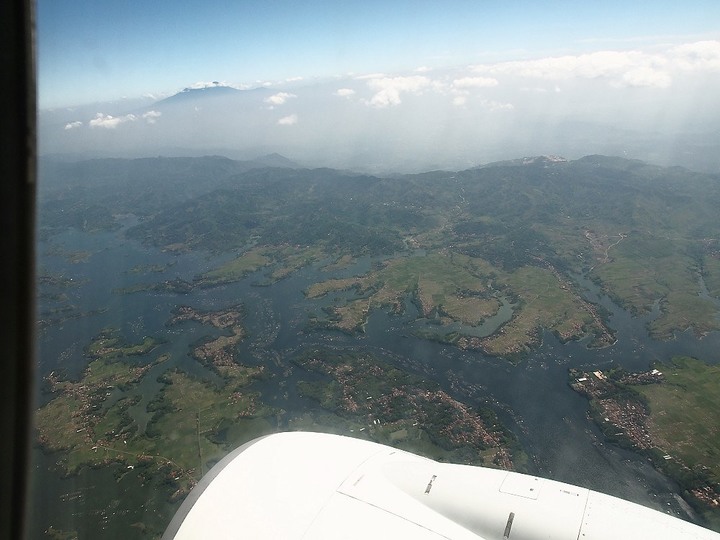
xmin=364 ymin=76 xmax=431 ymax=107
xmin=86 ymin=110 xmax=161 ymax=129
xmin=40 ymin=40 xmax=720 ymax=173
xmin=89 ymin=113 xmax=137 ymax=129
xmin=469 ymin=40 xmax=720 ymax=89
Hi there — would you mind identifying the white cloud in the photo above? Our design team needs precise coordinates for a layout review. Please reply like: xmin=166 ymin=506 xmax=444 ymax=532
xmin=142 ymin=110 xmax=162 ymax=124
xmin=188 ymin=81 xmax=214 ymax=89
xmin=334 ymin=88 xmax=355 ymax=97
xmin=618 ymin=67 xmax=672 ymax=89
xmin=64 ymin=121 xmax=82 ymax=130
xmin=264 ymin=92 xmax=297 ymax=107
xmin=670 ymin=40 xmax=720 ymax=71
xmin=471 ymin=50 xmax=652 ymax=80
xmin=468 ymin=40 xmax=720 ymax=89
xmin=354 ymin=72 xmax=387 ymax=80
xmin=452 ymin=76 xmax=499 ymax=89
xmin=365 ymin=76 xmax=431 ymax=108
xmin=277 ymin=114 xmax=298 ymax=126
xmin=434 ymin=76 xmax=501 ymax=106
xmin=285 ymin=76 xmax=304 ymax=82
xmin=481 ymin=99 xmax=514 ymax=112
xmin=88 ymin=113 xmax=137 ymax=129
xmin=415 ymin=66 xmax=432 ymax=73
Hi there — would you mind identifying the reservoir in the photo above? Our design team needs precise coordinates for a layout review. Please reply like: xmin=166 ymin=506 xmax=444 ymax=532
xmin=30 ymin=222 xmax=720 ymax=538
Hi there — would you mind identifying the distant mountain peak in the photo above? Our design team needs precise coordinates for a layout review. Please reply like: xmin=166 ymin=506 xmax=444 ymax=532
xmin=158 ymin=85 xmax=243 ymax=104
xmin=179 ymin=82 xmax=236 ymax=93
xmin=250 ymin=153 xmax=299 ymax=168
xmin=154 ymin=84 xmax=274 ymax=107
xmin=477 ymin=155 xmax=568 ymax=169
xmin=521 ymin=155 xmax=568 ymax=165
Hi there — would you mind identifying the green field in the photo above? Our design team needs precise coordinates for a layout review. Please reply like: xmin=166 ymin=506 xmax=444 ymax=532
xmin=196 ymin=248 xmax=271 ymax=285
xmin=307 ymin=253 xmax=497 ymax=333
xmin=637 ymin=357 xmax=720 ymax=484
xmin=197 ymin=244 xmax=326 ymax=286
xmin=572 ymin=357 xmax=720 ymax=526
xmin=86 ymin=329 xmax=162 ymax=359
xmin=482 ymin=265 xmax=613 ymax=356
xmin=592 ymin=236 xmax=720 ymax=339
xmin=36 ymin=354 xmax=157 ymax=473
xmin=145 ymin=370 xmax=273 ymax=479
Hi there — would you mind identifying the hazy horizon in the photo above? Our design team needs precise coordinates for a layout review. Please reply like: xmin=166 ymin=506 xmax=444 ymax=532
xmin=38 ymin=1 xmax=720 ymax=172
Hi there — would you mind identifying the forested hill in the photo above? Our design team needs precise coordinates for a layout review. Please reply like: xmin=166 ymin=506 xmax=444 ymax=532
xmin=39 ymin=154 xmax=720 ymax=341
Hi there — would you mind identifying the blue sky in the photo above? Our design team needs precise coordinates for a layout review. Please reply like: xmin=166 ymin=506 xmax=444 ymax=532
xmin=38 ymin=0 xmax=720 ymax=172
xmin=37 ymin=0 xmax=720 ymax=108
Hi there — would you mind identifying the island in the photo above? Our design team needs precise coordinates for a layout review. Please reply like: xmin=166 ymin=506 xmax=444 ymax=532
xmin=36 ymin=317 xmax=273 ymax=504
xmin=306 ymin=252 xmax=614 ymax=361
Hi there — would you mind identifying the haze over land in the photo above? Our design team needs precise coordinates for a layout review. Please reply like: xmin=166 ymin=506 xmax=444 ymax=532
xmin=38 ymin=1 xmax=720 ymax=172
xmin=40 ymin=42 xmax=720 ymax=172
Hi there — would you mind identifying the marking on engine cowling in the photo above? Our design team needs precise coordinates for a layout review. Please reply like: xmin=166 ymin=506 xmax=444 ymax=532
xmin=503 ymin=512 xmax=515 ymax=539
xmin=353 ymin=474 xmax=364 ymax=486
xmin=424 ymin=475 xmax=437 ymax=494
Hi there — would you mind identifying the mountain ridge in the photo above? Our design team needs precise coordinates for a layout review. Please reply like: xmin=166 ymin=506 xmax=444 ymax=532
xmin=155 ymin=84 xmax=272 ymax=106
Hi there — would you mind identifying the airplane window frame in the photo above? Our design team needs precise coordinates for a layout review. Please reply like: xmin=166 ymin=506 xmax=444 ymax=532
xmin=0 ymin=0 xmax=36 ymax=539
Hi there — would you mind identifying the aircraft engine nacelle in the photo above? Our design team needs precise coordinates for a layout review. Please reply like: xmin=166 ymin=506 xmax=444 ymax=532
xmin=163 ymin=431 xmax=720 ymax=539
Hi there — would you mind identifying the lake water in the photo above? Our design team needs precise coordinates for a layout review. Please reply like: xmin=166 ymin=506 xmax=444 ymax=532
xmin=29 ymin=223 xmax=720 ymax=537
